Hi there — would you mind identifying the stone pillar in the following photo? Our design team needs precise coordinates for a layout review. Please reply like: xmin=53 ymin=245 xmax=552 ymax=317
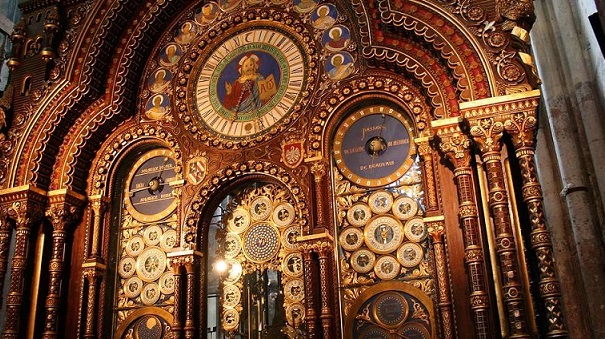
xmin=0 ymin=186 xmax=46 ymax=339
xmin=466 ymin=109 xmax=532 ymax=338
xmin=434 ymin=120 xmax=493 ymax=338
xmin=0 ymin=214 xmax=12 ymax=310
xmin=425 ymin=216 xmax=455 ymax=339
xmin=504 ymin=109 xmax=567 ymax=337
xmin=532 ymin=3 xmax=605 ymax=335
xmin=42 ymin=190 xmax=84 ymax=338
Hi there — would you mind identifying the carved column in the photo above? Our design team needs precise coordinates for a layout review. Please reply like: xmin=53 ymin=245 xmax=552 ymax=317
xmin=301 ymin=246 xmax=318 ymax=338
xmin=467 ymin=115 xmax=531 ymax=338
xmin=0 ymin=187 xmax=46 ymax=339
xmin=416 ymin=137 xmax=439 ymax=212
xmin=425 ymin=217 xmax=455 ymax=339
xmin=88 ymin=195 xmax=108 ymax=259
xmin=311 ymin=161 xmax=329 ymax=230
xmin=434 ymin=120 xmax=492 ymax=338
xmin=317 ymin=242 xmax=334 ymax=339
xmin=42 ymin=190 xmax=84 ymax=338
xmin=167 ymin=250 xmax=201 ymax=339
xmin=169 ymin=259 xmax=184 ymax=339
xmin=0 ymin=213 xmax=12 ymax=309
xmin=505 ymin=110 xmax=568 ymax=337
xmin=82 ymin=265 xmax=104 ymax=338
xmin=184 ymin=261 xmax=195 ymax=339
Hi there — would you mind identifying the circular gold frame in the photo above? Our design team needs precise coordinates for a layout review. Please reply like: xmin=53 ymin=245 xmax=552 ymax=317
xmin=364 ymin=215 xmax=404 ymax=254
xmin=333 ymin=105 xmax=416 ymax=187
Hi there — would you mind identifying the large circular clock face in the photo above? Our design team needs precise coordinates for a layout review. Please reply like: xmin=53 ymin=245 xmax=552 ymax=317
xmin=193 ymin=28 xmax=306 ymax=141
xmin=125 ymin=149 xmax=178 ymax=222
xmin=333 ymin=105 xmax=416 ymax=187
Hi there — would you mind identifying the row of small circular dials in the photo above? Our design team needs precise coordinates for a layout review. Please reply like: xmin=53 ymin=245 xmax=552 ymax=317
xmin=219 ymin=187 xmax=305 ymax=331
xmin=118 ymin=149 xmax=179 ymax=308
xmin=142 ymin=0 xmax=355 ymax=149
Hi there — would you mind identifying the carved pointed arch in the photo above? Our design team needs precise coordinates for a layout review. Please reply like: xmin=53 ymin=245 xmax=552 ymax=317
xmin=352 ymin=0 xmax=536 ymax=112
xmin=310 ymin=71 xmax=432 ymax=159
xmin=184 ymin=161 xmax=310 ymax=251
xmin=88 ymin=123 xmax=184 ymax=197
xmin=5 ymin=0 xmax=190 ymax=191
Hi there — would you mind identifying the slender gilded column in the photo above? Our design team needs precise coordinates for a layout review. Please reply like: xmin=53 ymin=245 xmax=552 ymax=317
xmin=317 ymin=243 xmax=333 ymax=339
xmin=184 ymin=262 xmax=195 ymax=339
xmin=426 ymin=217 xmax=455 ymax=339
xmin=435 ymin=121 xmax=492 ymax=338
xmin=2 ymin=193 xmax=45 ymax=339
xmin=469 ymin=117 xmax=531 ymax=338
xmin=416 ymin=138 xmax=439 ymax=211
xmin=88 ymin=196 xmax=108 ymax=259
xmin=505 ymin=113 xmax=567 ymax=337
xmin=301 ymin=248 xmax=318 ymax=338
xmin=42 ymin=191 xmax=83 ymax=338
xmin=311 ymin=161 xmax=328 ymax=230
xmin=82 ymin=266 xmax=103 ymax=338
xmin=0 ymin=215 xmax=13 ymax=309
xmin=170 ymin=261 xmax=184 ymax=338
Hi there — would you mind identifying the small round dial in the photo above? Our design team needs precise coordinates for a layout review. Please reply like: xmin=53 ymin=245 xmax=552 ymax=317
xmin=125 ymin=149 xmax=178 ymax=222
xmin=333 ymin=105 xmax=415 ymax=187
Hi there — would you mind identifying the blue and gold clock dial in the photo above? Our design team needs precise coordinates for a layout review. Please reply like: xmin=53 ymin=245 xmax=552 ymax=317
xmin=125 ymin=149 xmax=178 ymax=222
xmin=333 ymin=105 xmax=415 ymax=187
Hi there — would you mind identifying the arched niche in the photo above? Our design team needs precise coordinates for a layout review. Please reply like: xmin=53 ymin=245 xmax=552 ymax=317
xmin=195 ymin=175 xmax=307 ymax=337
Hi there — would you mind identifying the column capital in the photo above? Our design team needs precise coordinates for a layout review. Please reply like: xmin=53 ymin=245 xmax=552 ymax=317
xmin=167 ymin=250 xmax=203 ymax=269
xmin=46 ymin=189 xmax=86 ymax=231
xmin=310 ymin=160 xmax=328 ymax=181
xmin=461 ymin=90 xmax=541 ymax=153
xmin=432 ymin=118 xmax=472 ymax=168
xmin=0 ymin=185 xmax=47 ymax=226
xmin=424 ymin=216 xmax=445 ymax=242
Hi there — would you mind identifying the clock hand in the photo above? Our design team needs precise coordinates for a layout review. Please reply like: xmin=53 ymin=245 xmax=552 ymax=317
xmin=129 ymin=177 xmax=163 ymax=196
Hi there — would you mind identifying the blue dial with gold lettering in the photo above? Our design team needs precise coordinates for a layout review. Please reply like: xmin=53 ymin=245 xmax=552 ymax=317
xmin=333 ymin=105 xmax=415 ymax=187
xmin=125 ymin=149 xmax=178 ymax=222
